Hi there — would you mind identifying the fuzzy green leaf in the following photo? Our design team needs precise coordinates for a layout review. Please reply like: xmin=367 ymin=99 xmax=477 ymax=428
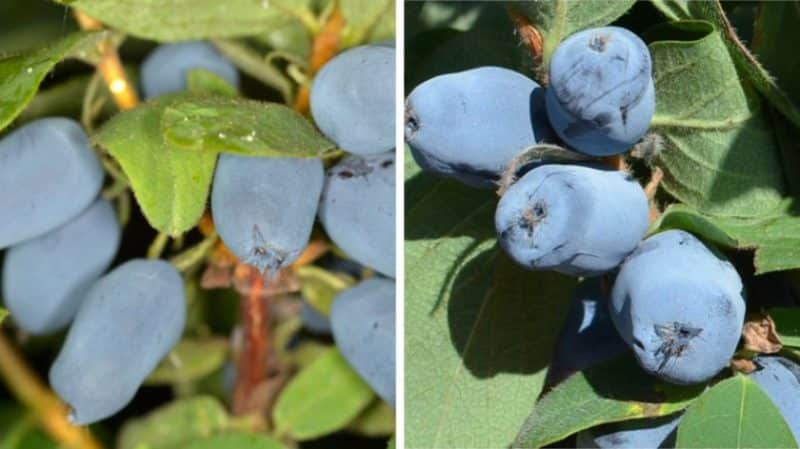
xmin=273 ymin=348 xmax=374 ymax=440
xmin=0 ymin=31 xmax=103 ymax=132
xmin=117 ymin=397 xmax=230 ymax=449
xmin=514 ymin=356 xmax=703 ymax=448
xmin=146 ymin=339 xmax=229 ymax=385
xmin=676 ymin=375 xmax=797 ymax=448
xmin=57 ymin=0 xmax=310 ymax=42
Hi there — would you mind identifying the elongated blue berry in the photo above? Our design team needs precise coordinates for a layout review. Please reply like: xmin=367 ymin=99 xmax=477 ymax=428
xmin=610 ymin=230 xmax=745 ymax=385
xmin=140 ymin=41 xmax=239 ymax=98
xmin=211 ymin=155 xmax=324 ymax=273
xmin=0 ymin=118 xmax=103 ymax=249
xmin=311 ymin=45 xmax=395 ymax=155
xmin=49 ymin=260 xmax=185 ymax=425
xmin=331 ymin=278 xmax=395 ymax=406
xmin=318 ymin=152 xmax=395 ymax=277
xmin=405 ymin=66 xmax=553 ymax=187
xmin=2 ymin=198 xmax=120 ymax=334
xmin=495 ymin=164 xmax=648 ymax=276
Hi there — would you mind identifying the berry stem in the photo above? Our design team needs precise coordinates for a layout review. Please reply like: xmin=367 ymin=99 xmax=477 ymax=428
xmin=73 ymin=10 xmax=139 ymax=110
xmin=231 ymin=266 xmax=270 ymax=416
xmin=0 ymin=332 xmax=104 ymax=449
xmin=293 ymin=5 xmax=344 ymax=113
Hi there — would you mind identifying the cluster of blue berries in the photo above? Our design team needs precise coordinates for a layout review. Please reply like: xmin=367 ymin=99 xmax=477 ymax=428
xmin=0 ymin=117 xmax=185 ymax=425
xmin=0 ymin=39 xmax=396 ymax=425
xmin=407 ymin=26 xmax=795 ymax=447
xmin=145 ymin=42 xmax=398 ymax=407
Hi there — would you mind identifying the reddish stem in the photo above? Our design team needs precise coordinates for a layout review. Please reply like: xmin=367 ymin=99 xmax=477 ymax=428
xmin=232 ymin=267 xmax=269 ymax=415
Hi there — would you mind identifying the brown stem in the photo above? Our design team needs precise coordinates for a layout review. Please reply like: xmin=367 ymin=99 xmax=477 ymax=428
xmin=0 ymin=332 xmax=104 ymax=449
xmin=74 ymin=11 xmax=139 ymax=110
xmin=293 ymin=6 xmax=344 ymax=113
xmin=506 ymin=6 xmax=544 ymax=67
xmin=231 ymin=266 xmax=269 ymax=415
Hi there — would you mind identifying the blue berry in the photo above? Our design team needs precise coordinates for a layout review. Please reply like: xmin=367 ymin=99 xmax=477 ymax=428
xmin=318 ymin=152 xmax=395 ymax=278
xmin=405 ymin=66 xmax=553 ymax=187
xmin=211 ymin=154 xmax=324 ymax=274
xmin=140 ymin=41 xmax=240 ymax=98
xmin=301 ymin=302 xmax=331 ymax=335
xmin=2 ymin=198 xmax=120 ymax=334
xmin=546 ymin=278 xmax=628 ymax=386
xmin=495 ymin=164 xmax=648 ymax=276
xmin=311 ymin=45 xmax=395 ymax=155
xmin=49 ymin=260 xmax=185 ymax=425
xmin=0 ymin=118 xmax=103 ymax=249
xmin=330 ymin=278 xmax=395 ymax=407
xmin=576 ymin=414 xmax=681 ymax=448
xmin=546 ymin=27 xmax=654 ymax=155
xmin=749 ymin=356 xmax=800 ymax=444
xmin=610 ymin=230 xmax=745 ymax=385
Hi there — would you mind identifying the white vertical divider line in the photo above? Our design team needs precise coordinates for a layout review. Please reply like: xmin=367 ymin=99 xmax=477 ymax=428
xmin=395 ymin=0 xmax=406 ymax=447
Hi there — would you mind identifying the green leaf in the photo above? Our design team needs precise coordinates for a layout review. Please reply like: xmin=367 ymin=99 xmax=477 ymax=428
xmin=346 ymin=399 xmax=395 ymax=437
xmin=653 ymin=202 xmax=800 ymax=274
xmin=387 ymin=434 xmax=396 ymax=449
xmin=146 ymin=338 xmax=229 ymax=385
xmin=675 ymin=375 xmax=797 ymax=448
xmin=404 ymin=148 xmax=577 ymax=448
xmin=686 ymin=1 xmax=800 ymax=130
xmin=0 ymin=31 xmax=103 ymax=132
xmin=651 ymin=0 xmax=691 ymax=21
xmin=769 ymin=308 xmax=800 ymax=348
xmin=176 ymin=432 xmax=285 ymax=449
xmin=94 ymin=94 xmax=332 ymax=235
xmin=753 ymin=1 xmax=800 ymax=105
xmin=160 ymin=97 xmax=334 ymax=157
xmin=186 ymin=69 xmax=238 ymax=97
xmin=295 ymin=265 xmax=357 ymax=315
xmin=273 ymin=348 xmax=374 ymax=441
xmin=58 ymin=0 xmax=309 ymax=42
xmin=118 ymin=396 xmax=230 ymax=449
xmin=93 ymin=94 xmax=217 ymax=235
xmin=340 ymin=0 xmax=394 ymax=47
xmin=645 ymin=21 xmax=800 ymax=273
xmin=513 ymin=0 xmax=636 ymax=70
xmin=0 ymin=308 xmax=7 ymax=324
xmin=514 ymin=356 xmax=704 ymax=448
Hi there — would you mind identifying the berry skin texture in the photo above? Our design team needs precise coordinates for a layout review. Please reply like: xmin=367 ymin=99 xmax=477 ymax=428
xmin=405 ymin=66 xmax=553 ymax=187
xmin=610 ymin=230 xmax=745 ymax=385
xmin=2 ymin=198 xmax=120 ymax=335
xmin=49 ymin=259 xmax=185 ymax=425
xmin=310 ymin=45 xmax=395 ymax=155
xmin=211 ymin=154 xmax=324 ymax=274
xmin=318 ymin=152 xmax=395 ymax=278
xmin=546 ymin=26 xmax=655 ymax=156
xmin=0 ymin=118 xmax=103 ymax=249
xmin=546 ymin=278 xmax=628 ymax=386
xmin=494 ymin=164 xmax=648 ymax=276
xmin=140 ymin=41 xmax=240 ymax=98
xmin=749 ymin=356 xmax=800 ymax=444
xmin=330 ymin=278 xmax=395 ymax=407
xmin=576 ymin=414 xmax=681 ymax=449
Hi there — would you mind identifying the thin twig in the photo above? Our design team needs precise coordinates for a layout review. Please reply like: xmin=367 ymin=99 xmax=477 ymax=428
xmin=0 ymin=333 xmax=104 ymax=449
xmin=73 ymin=11 xmax=139 ymax=110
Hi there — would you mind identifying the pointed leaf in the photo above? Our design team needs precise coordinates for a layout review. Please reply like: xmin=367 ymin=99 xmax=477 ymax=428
xmin=676 ymin=375 xmax=797 ymax=448
xmin=146 ymin=338 xmax=229 ymax=385
xmin=273 ymin=348 xmax=374 ymax=440
xmin=514 ymin=356 xmax=703 ymax=448
xmin=346 ymin=399 xmax=395 ymax=437
xmin=0 ymin=31 xmax=103 ymax=131
xmin=118 ymin=396 xmax=230 ymax=449
xmin=295 ymin=265 xmax=356 ymax=315
xmin=57 ymin=0 xmax=310 ymax=42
